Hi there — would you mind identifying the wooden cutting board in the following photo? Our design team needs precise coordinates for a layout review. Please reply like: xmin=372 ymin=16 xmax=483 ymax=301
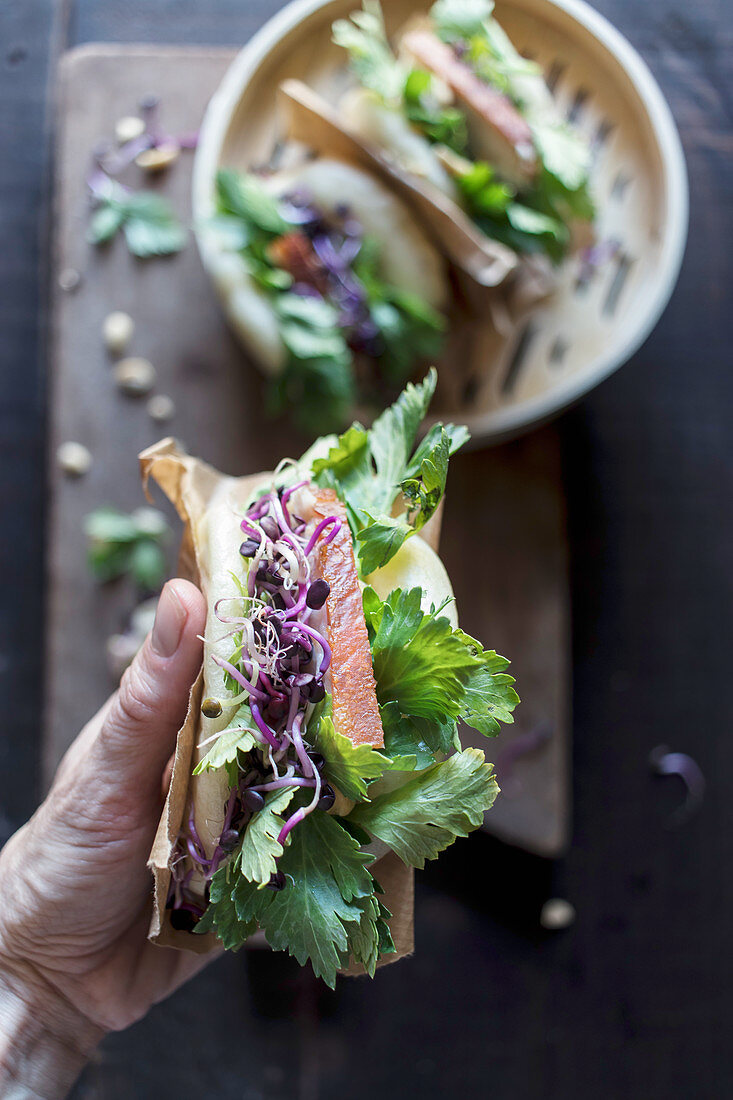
xmin=46 ymin=45 xmax=570 ymax=857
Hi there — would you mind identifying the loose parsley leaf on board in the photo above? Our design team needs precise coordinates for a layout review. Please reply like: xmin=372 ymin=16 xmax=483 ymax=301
xmin=88 ymin=185 xmax=186 ymax=258
xmin=351 ymin=747 xmax=499 ymax=867
xmin=84 ymin=506 xmax=169 ymax=590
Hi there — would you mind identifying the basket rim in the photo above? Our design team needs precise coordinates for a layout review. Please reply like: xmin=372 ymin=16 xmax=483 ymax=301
xmin=192 ymin=0 xmax=689 ymax=442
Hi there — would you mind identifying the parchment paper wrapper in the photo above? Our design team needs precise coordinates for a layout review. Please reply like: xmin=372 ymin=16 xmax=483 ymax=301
xmin=140 ymin=438 xmax=419 ymax=973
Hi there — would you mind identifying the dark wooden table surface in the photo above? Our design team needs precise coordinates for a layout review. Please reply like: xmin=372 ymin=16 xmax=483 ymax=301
xmin=1 ymin=1 xmax=731 ymax=1098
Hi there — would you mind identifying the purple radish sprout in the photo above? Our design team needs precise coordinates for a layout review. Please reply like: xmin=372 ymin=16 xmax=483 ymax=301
xmin=305 ymin=516 xmax=341 ymax=556
xmin=212 ymin=655 xmax=268 ymax=703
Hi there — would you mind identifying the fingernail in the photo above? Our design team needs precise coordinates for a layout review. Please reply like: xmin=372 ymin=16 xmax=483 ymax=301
xmin=152 ymin=583 xmax=186 ymax=658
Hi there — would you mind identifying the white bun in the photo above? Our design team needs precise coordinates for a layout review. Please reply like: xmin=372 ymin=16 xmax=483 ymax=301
xmin=267 ymin=157 xmax=447 ymax=310
xmin=340 ymin=87 xmax=460 ymax=205
xmin=367 ymin=532 xmax=458 ymax=628
xmin=205 ymin=245 xmax=286 ymax=375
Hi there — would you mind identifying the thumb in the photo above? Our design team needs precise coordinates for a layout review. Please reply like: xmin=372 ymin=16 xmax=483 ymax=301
xmin=96 ymin=579 xmax=207 ymax=797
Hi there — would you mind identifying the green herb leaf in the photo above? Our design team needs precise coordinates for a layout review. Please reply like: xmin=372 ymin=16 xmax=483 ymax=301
xmin=380 ymin=701 xmax=457 ymax=765
xmin=351 ymin=747 xmax=499 ymax=867
xmin=84 ymin=506 xmax=170 ymax=589
xmin=403 ymin=68 xmax=470 ymax=154
xmin=314 ymin=714 xmax=389 ymax=801
xmin=532 ymin=123 xmax=593 ymax=196
xmin=237 ymin=787 xmax=296 ymax=885
xmin=87 ymin=202 xmax=126 ymax=244
xmin=368 ymin=369 xmax=437 ymax=505
xmin=310 ymin=370 xmax=446 ymax=571
xmin=400 ymin=426 xmax=451 ymax=529
xmin=206 ymin=810 xmax=382 ymax=987
xmin=380 ymin=703 xmax=439 ymax=768
xmin=311 ymin=424 xmax=369 ymax=480
xmin=332 ymin=1 xmax=405 ymax=103
xmin=356 ymin=514 xmax=415 ymax=575
xmin=216 ymin=169 xmax=290 ymax=236
xmin=404 ymin=421 xmax=471 ymax=475
xmin=453 ymin=630 xmax=519 ymax=736
xmin=347 ymin=892 xmax=394 ymax=976
xmin=315 ymin=369 xmax=437 ymax=514
xmin=456 ymin=161 xmax=515 ymax=216
xmin=365 ymin=587 xmax=479 ymax=721
xmin=88 ymin=186 xmax=186 ymax=258
xmin=122 ymin=192 xmax=187 ymax=258
xmin=431 ymin=0 xmax=495 ymax=42
xmin=270 ymin=350 xmax=355 ymax=436
xmin=193 ymin=706 xmax=258 ymax=774
xmin=507 ymin=202 xmax=565 ymax=240
xmin=194 ymin=868 xmax=258 ymax=948
xmin=371 ymin=289 xmax=446 ymax=384
xmin=129 ymin=540 xmax=166 ymax=590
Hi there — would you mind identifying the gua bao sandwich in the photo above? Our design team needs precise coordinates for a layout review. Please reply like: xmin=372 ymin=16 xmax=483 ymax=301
xmin=332 ymin=0 xmax=595 ymax=265
xmin=142 ymin=372 xmax=518 ymax=987
xmin=202 ymin=157 xmax=448 ymax=432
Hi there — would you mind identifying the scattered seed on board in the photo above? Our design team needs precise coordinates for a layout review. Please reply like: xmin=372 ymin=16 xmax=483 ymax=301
xmin=115 ymin=115 xmax=146 ymax=144
xmin=135 ymin=143 xmax=180 ymax=172
xmin=147 ymin=393 xmax=175 ymax=422
xmin=58 ymin=268 xmax=81 ymax=292
xmin=57 ymin=441 xmax=92 ymax=477
xmin=114 ymin=357 xmax=156 ymax=396
xmin=540 ymin=898 xmax=576 ymax=931
xmin=102 ymin=311 xmax=135 ymax=355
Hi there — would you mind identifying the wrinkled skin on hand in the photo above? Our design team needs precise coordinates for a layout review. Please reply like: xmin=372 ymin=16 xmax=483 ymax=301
xmin=0 ymin=580 xmax=215 ymax=1039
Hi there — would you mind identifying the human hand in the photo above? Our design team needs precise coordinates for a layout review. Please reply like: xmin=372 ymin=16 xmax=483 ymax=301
xmin=0 ymin=580 xmax=210 ymax=1098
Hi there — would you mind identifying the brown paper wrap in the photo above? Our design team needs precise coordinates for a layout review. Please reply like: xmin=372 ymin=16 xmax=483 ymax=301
xmin=140 ymin=438 xmax=433 ymax=973
xmin=278 ymin=79 xmax=519 ymax=291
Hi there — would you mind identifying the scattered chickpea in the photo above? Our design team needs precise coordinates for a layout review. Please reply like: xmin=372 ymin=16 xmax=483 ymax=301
xmin=114 ymin=357 xmax=157 ymax=396
xmin=540 ymin=898 xmax=576 ymax=931
xmin=102 ymin=311 xmax=135 ymax=356
xmin=57 ymin=441 xmax=92 ymax=478
xmin=147 ymin=393 xmax=176 ymax=422
xmin=115 ymin=115 xmax=146 ymax=144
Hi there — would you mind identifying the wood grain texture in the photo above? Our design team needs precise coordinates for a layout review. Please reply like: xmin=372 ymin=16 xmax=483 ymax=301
xmin=0 ymin=0 xmax=731 ymax=1097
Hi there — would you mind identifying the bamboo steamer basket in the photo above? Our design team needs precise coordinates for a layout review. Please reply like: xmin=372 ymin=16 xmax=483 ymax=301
xmin=192 ymin=0 xmax=688 ymax=443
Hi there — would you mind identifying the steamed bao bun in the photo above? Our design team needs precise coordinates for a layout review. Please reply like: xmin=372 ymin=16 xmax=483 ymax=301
xmin=206 ymin=158 xmax=448 ymax=376
xmin=340 ymin=86 xmax=460 ymax=203
xmin=366 ymin=532 xmax=458 ymax=629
